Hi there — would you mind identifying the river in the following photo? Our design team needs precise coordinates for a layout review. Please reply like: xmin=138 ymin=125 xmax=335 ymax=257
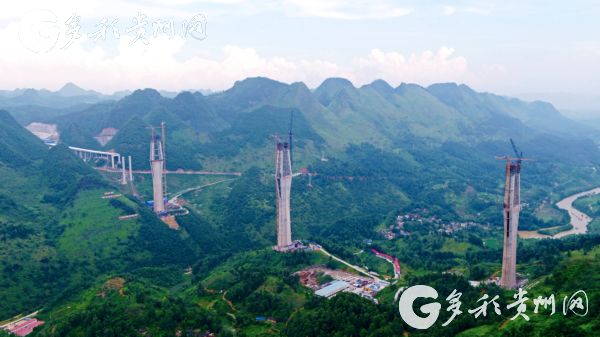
xmin=518 ymin=187 xmax=600 ymax=239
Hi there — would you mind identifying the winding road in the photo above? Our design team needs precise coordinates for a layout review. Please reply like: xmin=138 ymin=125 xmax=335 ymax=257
xmin=168 ymin=178 xmax=237 ymax=204
xmin=317 ymin=246 xmax=383 ymax=282
xmin=519 ymin=187 xmax=600 ymax=239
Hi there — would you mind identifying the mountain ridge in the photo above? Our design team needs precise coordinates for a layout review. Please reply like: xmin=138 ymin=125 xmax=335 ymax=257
xmin=2 ymin=77 xmax=598 ymax=173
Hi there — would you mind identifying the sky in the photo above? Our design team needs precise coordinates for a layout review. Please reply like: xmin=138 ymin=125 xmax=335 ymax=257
xmin=1 ymin=0 xmax=600 ymax=110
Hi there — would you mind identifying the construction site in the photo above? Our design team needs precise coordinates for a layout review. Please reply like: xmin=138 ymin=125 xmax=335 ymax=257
xmin=25 ymin=115 xmax=532 ymax=295
xmin=27 ymin=121 xmax=240 ymax=231
xmin=295 ymin=266 xmax=389 ymax=303
xmin=24 ymin=113 xmax=371 ymax=258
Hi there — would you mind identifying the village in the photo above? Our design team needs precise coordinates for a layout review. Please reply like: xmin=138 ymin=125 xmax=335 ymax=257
xmin=378 ymin=209 xmax=490 ymax=240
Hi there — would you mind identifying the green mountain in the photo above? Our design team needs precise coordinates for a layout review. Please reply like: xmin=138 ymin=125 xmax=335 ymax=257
xmin=14 ymin=77 xmax=600 ymax=235
xmin=0 ymin=110 xmax=47 ymax=166
xmin=35 ymin=77 xmax=598 ymax=172
xmin=170 ymin=91 xmax=227 ymax=132
xmin=427 ymin=83 xmax=594 ymax=137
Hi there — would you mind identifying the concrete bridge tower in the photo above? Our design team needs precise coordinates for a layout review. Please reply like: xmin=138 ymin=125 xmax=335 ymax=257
xmin=500 ymin=158 xmax=521 ymax=288
xmin=275 ymin=138 xmax=293 ymax=249
xmin=499 ymin=139 xmax=527 ymax=289
xmin=150 ymin=123 xmax=166 ymax=213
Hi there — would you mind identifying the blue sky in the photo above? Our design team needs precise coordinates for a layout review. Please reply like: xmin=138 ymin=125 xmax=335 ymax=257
xmin=1 ymin=0 xmax=600 ymax=110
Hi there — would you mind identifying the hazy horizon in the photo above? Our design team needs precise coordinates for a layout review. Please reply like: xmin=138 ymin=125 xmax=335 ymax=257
xmin=4 ymin=77 xmax=600 ymax=118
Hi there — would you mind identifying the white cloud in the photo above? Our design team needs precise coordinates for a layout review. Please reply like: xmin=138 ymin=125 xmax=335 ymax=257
xmin=282 ymin=0 xmax=413 ymax=20
xmin=574 ymin=41 xmax=600 ymax=57
xmin=0 ymin=20 xmax=488 ymax=93
xmin=0 ymin=21 xmax=344 ymax=91
xmin=464 ymin=6 xmax=493 ymax=15
xmin=352 ymin=47 xmax=472 ymax=86
xmin=439 ymin=4 xmax=494 ymax=16
xmin=442 ymin=6 xmax=457 ymax=16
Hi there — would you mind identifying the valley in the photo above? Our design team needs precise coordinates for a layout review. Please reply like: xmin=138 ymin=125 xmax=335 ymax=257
xmin=519 ymin=187 xmax=600 ymax=239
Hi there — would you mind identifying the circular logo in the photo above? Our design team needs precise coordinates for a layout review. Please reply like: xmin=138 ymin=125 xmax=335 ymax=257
xmin=18 ymin=9 xmax=60 ymax=54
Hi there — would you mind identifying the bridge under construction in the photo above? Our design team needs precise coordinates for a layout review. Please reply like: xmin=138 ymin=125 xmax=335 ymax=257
xmin=275 ymin=137 xmax=293 ymax=250
xmin=150 ymin=123 xmax=167 ymax=214
xmin=95 ymin=167 xmax=241 ymax=176
xmin=497 ymin=139 xmax=530 ymax=289
xmin=68 ymin=146 xmax=121 ymax=168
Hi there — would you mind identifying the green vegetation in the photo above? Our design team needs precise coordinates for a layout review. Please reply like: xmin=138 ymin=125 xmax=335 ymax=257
xmin=0 ymin=110 xmax=47 ymax=166
xmin=573 ymin=193 xmax=600 ymax=218
xmin=457 ymin=245 xmax=600 ymax=336
xmin=37 ymin=278 xmax=228 ymax=337
xmin=589 ymin=219 xmax=600 ymax=234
